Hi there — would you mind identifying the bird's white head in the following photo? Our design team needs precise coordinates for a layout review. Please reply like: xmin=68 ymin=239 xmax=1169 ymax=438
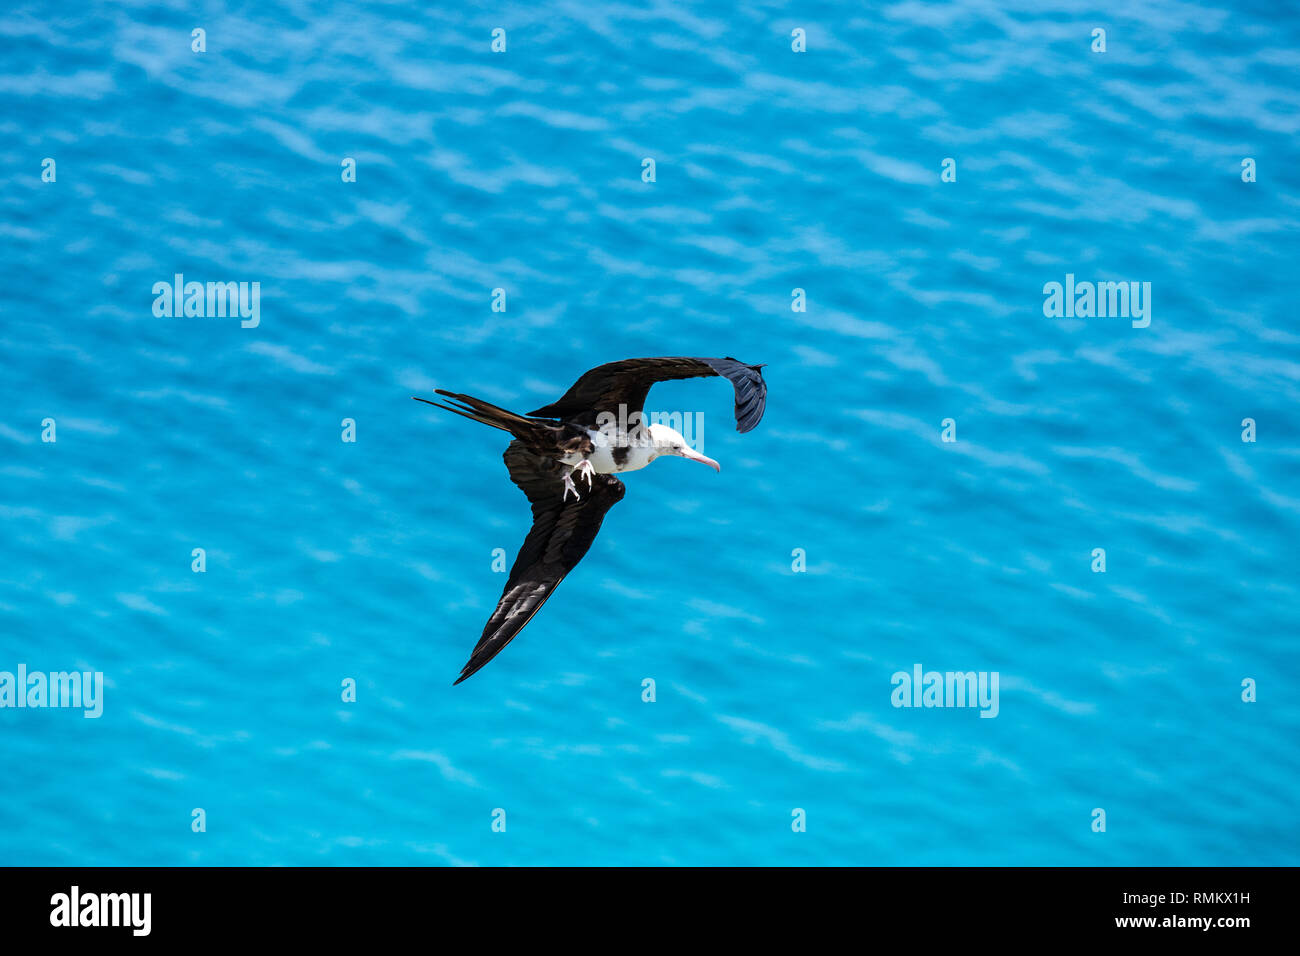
xmin=646 ymin=423 xmax=721 ymax=472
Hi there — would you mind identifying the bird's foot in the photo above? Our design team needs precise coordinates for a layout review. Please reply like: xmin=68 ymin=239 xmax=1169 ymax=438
xmin=562 ymin=473 xmax=581 ymax=502
xmin=572 ymin=459 xmax=595 ymax=488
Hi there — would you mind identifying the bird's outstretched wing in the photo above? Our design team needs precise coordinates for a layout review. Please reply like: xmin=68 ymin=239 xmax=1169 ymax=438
xmin=527 ymin=356 xmax=767 ymax=432
xmin=454 ymin=441 xmax=625 ymax=684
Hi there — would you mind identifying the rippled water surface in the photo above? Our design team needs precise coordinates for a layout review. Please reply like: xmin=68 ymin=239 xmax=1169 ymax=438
xmin=1 ymin=0 xmax=1298 ymax=865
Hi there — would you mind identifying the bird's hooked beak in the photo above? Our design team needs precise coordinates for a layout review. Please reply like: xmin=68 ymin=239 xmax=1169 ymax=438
xmin=678 ymin=446 xmax=721 ymax=472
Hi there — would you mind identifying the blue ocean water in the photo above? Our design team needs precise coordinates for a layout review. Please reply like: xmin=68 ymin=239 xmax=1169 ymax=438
xmin=1 ymin=0 xmax=1298 ymax=866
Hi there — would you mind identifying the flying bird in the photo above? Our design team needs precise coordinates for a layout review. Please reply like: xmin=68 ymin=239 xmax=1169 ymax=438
xmin=415 ymin=356 xmax=768 ymax=684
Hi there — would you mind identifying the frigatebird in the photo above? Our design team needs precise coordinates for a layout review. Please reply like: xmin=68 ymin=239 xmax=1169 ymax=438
xmin=415 ymin=356 xmax=768 ymax=684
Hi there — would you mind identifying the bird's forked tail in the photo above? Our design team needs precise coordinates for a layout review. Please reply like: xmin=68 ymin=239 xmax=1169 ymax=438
xmin=413 ymin=389 xmax=546 ymax=440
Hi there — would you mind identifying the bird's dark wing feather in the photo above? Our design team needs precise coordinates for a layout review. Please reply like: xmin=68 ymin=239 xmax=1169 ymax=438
xmin=527 ymin=356 xmax=767 ymax=432
xmin=454 ymin=441 xmax=625 ymax=684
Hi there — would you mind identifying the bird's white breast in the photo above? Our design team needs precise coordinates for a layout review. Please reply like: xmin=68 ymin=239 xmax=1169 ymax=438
xmin=563 ymin=428 xmax=658 ymax=474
